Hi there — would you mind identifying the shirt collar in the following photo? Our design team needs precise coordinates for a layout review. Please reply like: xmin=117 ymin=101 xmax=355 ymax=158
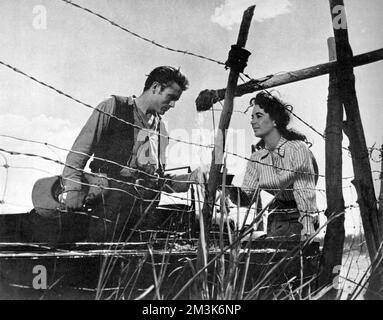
xmin=128 ymin=96 xmax=135 ymax=106
xmin=260 ymin=137 xmax=288 ymax=159
xmin=130 ymin=95 xmax=160 ymax=120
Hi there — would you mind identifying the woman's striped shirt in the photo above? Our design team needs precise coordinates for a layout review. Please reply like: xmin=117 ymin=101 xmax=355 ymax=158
xmin=242 ymin=137 xmax=318 ymax=218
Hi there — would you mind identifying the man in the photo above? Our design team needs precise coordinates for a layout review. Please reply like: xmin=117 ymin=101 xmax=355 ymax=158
xmin=61 ymin=66 xmax=199 ymax=242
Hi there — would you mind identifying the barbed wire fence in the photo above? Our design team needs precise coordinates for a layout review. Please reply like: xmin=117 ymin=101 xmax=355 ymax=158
xmin=0 ymin=20 xmax=381 ymax=232
xmin=0 ymin=0 xmax=381 ymax=299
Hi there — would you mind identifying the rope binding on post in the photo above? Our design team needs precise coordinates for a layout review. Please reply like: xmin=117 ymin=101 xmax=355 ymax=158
xmin=225 ymin=44 xmax=252 ymax=75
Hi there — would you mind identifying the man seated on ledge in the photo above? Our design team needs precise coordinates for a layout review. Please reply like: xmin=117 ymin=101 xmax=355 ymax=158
xmin=61 ymin=66 xmax=202 ymax=242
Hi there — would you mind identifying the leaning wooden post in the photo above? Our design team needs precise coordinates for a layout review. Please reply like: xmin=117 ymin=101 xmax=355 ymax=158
xmin=196 ymin=6 xmax=255 ymax=279
xmin=317 ymin=37 xmax=345 ymax=295
xmin=329 ymin=0 xmax=383 ymax=298
xmin=379 ymin=145 xmax=383 ymax=236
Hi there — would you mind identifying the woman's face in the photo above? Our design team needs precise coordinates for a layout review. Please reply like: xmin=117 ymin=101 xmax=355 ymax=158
xmin=251 ymin=104 xmax=276 ymax=138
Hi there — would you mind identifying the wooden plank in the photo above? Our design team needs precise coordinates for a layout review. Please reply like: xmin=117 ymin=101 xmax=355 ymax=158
xmin=0 ymin=242 xmax=320 ymax=300
xmin=317 ymin=37 xmax=345 ymax=295
xmin=195 ymin=48 xmax=383 ymax=110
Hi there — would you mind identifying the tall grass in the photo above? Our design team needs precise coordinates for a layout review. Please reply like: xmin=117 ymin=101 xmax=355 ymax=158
xmin=79 ymin=177 xmax=376 ymax=300
xmin=105 ymin=219 xmax=377 ymax=300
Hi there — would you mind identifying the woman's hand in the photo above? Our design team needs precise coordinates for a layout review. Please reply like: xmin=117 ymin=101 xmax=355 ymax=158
xmin=300 ymin=215 xmax=318 ymax=241
xmin=225 ymin=185 xmax=239 ymax=201
xmin=189 ymin=166 xmax=209 ymax=184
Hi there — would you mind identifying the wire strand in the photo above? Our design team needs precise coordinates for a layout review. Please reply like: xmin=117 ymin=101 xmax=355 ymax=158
xmin=59 ymin=0 xmax=225 ymax=66
xmin=0 ymin=60 xmax=365 ymax=180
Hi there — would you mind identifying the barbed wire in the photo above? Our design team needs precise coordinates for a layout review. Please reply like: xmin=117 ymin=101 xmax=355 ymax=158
xmin=2 ymin=163 xmax=310 ymax=209
xmin=0 ymin=55 xmax=323 ymax=180
xmin=17 ymin=167 xmax=202 ymax=217
xmin=4 ymin=131 xmax=380 ymax=200
xmin=0 ymin=199 xmax=112 ymax=222
xmin=1 ymin=1 xmax=377 ymax=179
xmin=0 ymin=3 xmax=376 ymax=273
xmin=0 ymin=147 xmax=351 ymax=215
xmin=0 ymin=147 xmax=209 ymax=206
xmin=237 ymin=184 xmax=359 ymax=193
xmin=239 ymin=75 xmax=383 ymax=167
xmin=0 ymin=59 xmax=197 ymax=148
xmin=0 ymin=59 xmax=274 ymax=174
xmin=0 ymin=134 xmax=194 ymax=185
xmin=5 ymin=163 xmax=200 ymax=215
xmin=0 ymin=59 xmax=359 ymax=180
xmin=0 ymin=60 xmax=377 ymax=180
xmin=0 ymin=152 xmax=9 ymax=214
xmin=241 ymin=73 xmax=325 ymax=132
xmin=368 ymin=144 xmax=383 ymax=152
xmin=58 ymin=0 xmax=225 ymax=67
xmin=239 ymin=72 xmax=354 ymax=155
xmin=368 ymin=144 xmax=382 ymax=163
xmin=0 ymin=149 xmax=249 ymax=215
xmin=2 ymin=157 xmax=365 ymax=198
xmin=213 ymin=100 xmax=329 ymax=179
xmin=1 ymin=10 xmax=373 ymax=298
xmin=211 ymin=108 xmax=245 ymax=114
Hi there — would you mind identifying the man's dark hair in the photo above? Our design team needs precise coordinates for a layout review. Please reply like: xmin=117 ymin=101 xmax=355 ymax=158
xmin=143 ymin=66 xmax=189 ymax=92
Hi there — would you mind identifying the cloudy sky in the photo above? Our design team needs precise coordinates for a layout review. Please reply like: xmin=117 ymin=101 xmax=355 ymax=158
xmin=0 ymin=0 xmax=382 ymax=234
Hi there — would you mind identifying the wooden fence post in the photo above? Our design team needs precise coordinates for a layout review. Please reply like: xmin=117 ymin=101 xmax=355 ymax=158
xmin=195 ymin=5 xmax=255 ymax=296
xmin=317 ymin=37 xmax=345 ymax=296
xmin=378 ymin=145 xmax=383 ymax=228
xmin=329 ymin=0 xmax=383 ymax=298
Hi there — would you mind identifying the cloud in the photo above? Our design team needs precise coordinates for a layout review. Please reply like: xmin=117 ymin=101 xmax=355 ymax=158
xmin=0 ymin=114 xmax=80 ymax=213
xmin=211 ymin=0 xmax=292 ymax=30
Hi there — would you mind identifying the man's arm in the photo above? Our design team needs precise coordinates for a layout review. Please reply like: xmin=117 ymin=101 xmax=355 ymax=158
xmin=62 ymin=97 xmax=116 ymax=191
xmin=162 ymin=172 xmax=196 ymax=193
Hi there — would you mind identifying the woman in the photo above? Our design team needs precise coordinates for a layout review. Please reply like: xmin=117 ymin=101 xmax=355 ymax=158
xmin=228 ymin=91 xmax=319 ymax=241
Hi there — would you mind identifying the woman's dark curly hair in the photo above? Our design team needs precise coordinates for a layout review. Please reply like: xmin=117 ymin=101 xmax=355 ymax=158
xmin=251 ymin=91 xmax=310 ymax=149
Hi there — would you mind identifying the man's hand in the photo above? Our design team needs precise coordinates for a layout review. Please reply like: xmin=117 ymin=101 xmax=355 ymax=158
xmin=163 ymin=166 xmax=209 ymax=193
xmin=61 ymin=190 xmax=87 ymax=211
xmin=85 ymin=173 xmax=109 ymax=204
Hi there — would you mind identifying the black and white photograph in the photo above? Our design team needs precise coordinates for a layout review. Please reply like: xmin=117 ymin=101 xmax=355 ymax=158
xmin=0 ymin=0 xmax=382 ymax=304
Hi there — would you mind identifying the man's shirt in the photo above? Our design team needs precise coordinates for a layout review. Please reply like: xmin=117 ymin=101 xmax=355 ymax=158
xmin=62 ymin=96 xmax=169 ymax=191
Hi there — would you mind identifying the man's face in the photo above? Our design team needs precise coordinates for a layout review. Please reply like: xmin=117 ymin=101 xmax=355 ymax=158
xmin=150 ymin=81 xmax=183 ymax=115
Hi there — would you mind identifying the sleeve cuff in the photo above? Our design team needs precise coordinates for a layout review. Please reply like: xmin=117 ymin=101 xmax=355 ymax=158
xmin=63 ymin=179 xmax=83 ymax=191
